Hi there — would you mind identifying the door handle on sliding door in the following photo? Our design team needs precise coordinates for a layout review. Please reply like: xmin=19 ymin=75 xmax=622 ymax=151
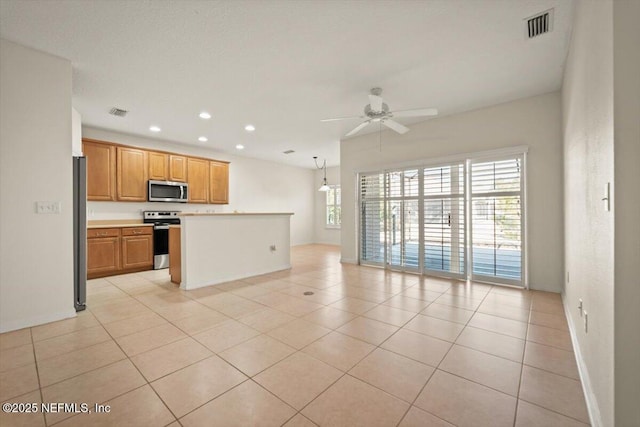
xmin=448 ymin=213 xmax=451 ymax=227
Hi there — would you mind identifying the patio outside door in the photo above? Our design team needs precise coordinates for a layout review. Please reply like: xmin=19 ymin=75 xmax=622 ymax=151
xmin=423 ymin=163 xmax=466 ymax=279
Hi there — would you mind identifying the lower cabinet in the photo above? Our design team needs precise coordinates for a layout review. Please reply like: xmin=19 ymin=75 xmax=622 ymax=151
xmin=87 ymin=235 xmax=120 ymax=276
xmin=87 ymin=226 xmax=153 ymax=279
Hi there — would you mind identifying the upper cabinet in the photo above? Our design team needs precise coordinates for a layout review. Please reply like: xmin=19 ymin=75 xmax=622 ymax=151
xmin=117 ymin=147 xmax=148 ymax=201
xmin=83 ymin=140 xmax=116 ymax=201
xmin=148 ymin=151 xmax=168 ymax=181
xmin=187 ymin=157 xmax=209 ymax=203
xmin=169 ymin=155 xmax=187 ymax=182
xmin=209 ymin=161 xmax=229 ymax=204
xmin=83 ymin=138 xmax=228 ymax=204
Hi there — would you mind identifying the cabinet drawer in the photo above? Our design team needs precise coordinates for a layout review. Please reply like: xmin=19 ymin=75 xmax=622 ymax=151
xmin=87 ymin=228 xmax=121 ymax=238
xmin=122 ymin=227 xmax=153 ymax=236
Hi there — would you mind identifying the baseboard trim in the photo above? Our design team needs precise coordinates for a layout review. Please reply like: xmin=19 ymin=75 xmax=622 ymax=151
xmin=181 ymin=264 xmax=292 ymax=290
xmin=0 ymin=308 xmax=77 ymax=334
xmin=561 ymin=293 xmax=603 ymax=427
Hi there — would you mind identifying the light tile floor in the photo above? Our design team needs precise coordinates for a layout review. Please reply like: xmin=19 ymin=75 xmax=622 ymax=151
xmin=0 ymin=244 xmax=590 ymax=426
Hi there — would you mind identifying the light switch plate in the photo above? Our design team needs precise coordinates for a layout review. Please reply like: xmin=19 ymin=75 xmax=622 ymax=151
xmin=36 ymin=201 xmax=61 ymax=214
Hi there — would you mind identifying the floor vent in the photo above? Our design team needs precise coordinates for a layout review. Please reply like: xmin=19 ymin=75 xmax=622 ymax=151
xmin=283 ymin=150 xmax=295 ymax=154
xmin=109 ymin=107 xmax=128 ymax=117
xmin=525 ymin=9 xmax=553 ymax=39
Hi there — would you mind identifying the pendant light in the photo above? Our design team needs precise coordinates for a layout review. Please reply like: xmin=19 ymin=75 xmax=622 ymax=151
xmin=313 ymin=156 xmax=330 ymax=192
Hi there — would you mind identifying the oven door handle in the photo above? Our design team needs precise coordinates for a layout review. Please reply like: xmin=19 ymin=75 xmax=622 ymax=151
xmin=154 ymin=225 xmax=170 ymax=230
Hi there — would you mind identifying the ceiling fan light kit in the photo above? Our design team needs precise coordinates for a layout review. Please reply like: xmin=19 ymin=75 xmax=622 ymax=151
xmin=322 ymin=87 xmax=438 ymax=137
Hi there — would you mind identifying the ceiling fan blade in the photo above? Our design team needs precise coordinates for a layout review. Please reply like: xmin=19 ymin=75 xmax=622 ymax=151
xmin=368 ymin=94 xmax=384 ymax=112
xmin=382 ymin=119 xmax=410 ymax=134
xmin=320 ymin=115 xmax=364 ymax=122
xmin=392 ymin=108 xmax=438 ymax=118
xmin=345 ymin=121 xmax=371 ymax=137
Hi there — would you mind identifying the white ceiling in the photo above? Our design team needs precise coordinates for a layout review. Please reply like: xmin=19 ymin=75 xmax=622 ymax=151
xmin=0 ymin=0 xmax=573 ymax=168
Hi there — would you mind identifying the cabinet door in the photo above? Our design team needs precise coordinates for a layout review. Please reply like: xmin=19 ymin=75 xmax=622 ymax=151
xmin=169 ymin=155 xmax=188 ymax=182
xmin=209 ymin=161 xmax=229 ymax=204
xmin=83 ymin=140 xmax=116 ymax=201
xmin=87 ymin=237 xmax=120 ymax=277
xmin=187 ymin=158 xmax=209 ymax=203
xmin=149 ymin=151 xmax=168 ymax=181
xmin=121 ymin=235 xmax=153 ymax=269
xmin=117 ymin=147 xmax=148 ymax=201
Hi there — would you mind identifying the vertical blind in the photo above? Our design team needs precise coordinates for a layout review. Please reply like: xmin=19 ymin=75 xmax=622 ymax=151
xmin=359 ymin=153 xmax=524 ymax=286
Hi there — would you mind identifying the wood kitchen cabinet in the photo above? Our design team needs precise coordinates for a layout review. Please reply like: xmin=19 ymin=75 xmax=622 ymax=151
xmin=209 ymin=161 xmax=229 ymax=204
xmin=87 ymin=228 xmax=121 ymax=278
xmin=117 ymin=147 xmax=148 ymax=201
xmin=187 ymin=157 xmax=209 ymax=203
xmin=83 ymin=140 xmax=116 ymax=201
xmin=148 ymin=151 xmax=168 ymax=181
xmin=83 ymin=138 xmax=229 ymax=204
xmin=121 ymin=227 xmax=153 ymax=270
xmin=169 ymin=155 xmax=188 ymax=182
xmin=87 ymin=226 xmax=153 ymax=279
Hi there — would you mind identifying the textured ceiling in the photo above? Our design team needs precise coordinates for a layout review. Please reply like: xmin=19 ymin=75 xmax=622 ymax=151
xmin=0 ymin=0 xmax=574 ymax=168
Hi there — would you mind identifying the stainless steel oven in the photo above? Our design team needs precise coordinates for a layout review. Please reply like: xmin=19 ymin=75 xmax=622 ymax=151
xmin=148 ymin=180 xmax=188 ymax=203
xmin=143 ymin=211 xmax=180 ymax=269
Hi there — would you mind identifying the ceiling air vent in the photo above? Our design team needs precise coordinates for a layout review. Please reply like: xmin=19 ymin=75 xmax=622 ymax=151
xmin=283 ymin=150 xmax=295 ymax=154
xmin=525 ymin=9 xmax=553 ymax=39
xmin=109 ymin=107 xmax=128 ymax=117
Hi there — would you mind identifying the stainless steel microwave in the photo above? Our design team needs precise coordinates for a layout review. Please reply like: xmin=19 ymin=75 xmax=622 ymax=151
xmin=148 ymin=180 xmax=188 ymax=203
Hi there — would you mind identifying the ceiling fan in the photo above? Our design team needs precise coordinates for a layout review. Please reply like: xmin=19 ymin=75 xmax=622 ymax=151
xmin=321 ymin=87 xmax=438 ymax=137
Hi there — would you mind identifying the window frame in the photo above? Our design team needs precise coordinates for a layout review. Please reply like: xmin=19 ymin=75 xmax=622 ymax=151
xmin=325 ymin=184 xmax=341 ymax=229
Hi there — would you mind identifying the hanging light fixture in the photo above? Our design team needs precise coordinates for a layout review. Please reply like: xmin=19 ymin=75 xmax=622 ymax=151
xmin=313 ymin=156 xmax=330 ymax=192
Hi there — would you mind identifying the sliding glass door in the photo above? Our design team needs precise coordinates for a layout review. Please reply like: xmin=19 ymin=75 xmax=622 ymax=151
xmin=470 ymin=158 xmax=524 ymax=286
xmin=360 ymin=173 xmax=385 ymax=266
xmin=386 ymin=169 xmax=420 ymax=271
xmin=423 ymin=163 xmax=466 ymax=279
xmin=359 ymin=152 xmax=525 ymax=287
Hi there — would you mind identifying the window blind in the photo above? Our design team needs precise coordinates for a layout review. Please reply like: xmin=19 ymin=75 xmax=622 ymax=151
xmin=423 ymin=163 xmax=466 ymax=277
xmin=470 ymin=158 xmax=523 ymax=282
xmin=360 ymin=173 xmax=385 ymax=265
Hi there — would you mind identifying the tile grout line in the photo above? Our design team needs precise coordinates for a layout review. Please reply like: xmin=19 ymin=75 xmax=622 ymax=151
xmin=394 ymin=281 xmax=495 ymax=427
xmin=27 ymin=327 xmax=48 ymax=427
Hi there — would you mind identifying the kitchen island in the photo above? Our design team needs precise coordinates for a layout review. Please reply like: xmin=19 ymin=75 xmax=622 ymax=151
xmin=170 ymin=212 xmax=293 ymax=290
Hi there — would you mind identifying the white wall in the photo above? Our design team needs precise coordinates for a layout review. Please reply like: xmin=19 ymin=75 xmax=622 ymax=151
xmin=0 ymin=39 xmax=75 ymax=332
xmin=71 ymin=107 xmax=82 ymax=156
xmin=341 ymin=92 xmax=564 ymax=292
xmin=181 ymin=214 xmax=292 ymax=289
xmin=561 ymin=1 xmax=614 ymax=425
xmin=612 ymin=0 xmax=640 ymax=424
xmin=82 ymin=127 xmax=315 ymax=246
xmin=314 ymin=166 xmax=341 ymax=245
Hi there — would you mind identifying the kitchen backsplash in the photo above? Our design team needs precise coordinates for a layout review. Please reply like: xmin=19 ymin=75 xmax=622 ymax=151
xmin=87 ymin=201 xmax=231 ymax=220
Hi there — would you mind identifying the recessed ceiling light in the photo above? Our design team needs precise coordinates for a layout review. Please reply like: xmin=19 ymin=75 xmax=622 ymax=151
xmin=244 ymin=124 xmax=255 ymax=132
xmin=198 ymin=136 xmax=208 ymax=142
xmin=199 ymin=112 xmax=211 ymax=119
xmin=149 ymin=126 xmax=161 ymax=132
xmin=236 ymin=144 xmax=245 ymax=150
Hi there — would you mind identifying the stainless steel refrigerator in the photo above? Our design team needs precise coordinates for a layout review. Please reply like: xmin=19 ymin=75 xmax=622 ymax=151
xmin=73 ymin=156 xmax=87 ymax=311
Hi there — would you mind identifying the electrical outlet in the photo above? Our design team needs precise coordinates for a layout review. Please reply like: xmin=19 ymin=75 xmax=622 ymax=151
xmin=36 ymin=201 xmax=61 ymax=214
xmin=584 ymin=311 xmax=588 ymax=333
xmin=578 ymin=299 xmax=583 ymax=316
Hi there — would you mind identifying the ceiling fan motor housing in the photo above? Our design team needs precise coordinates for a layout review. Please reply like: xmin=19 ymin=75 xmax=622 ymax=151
xmin=364 ymin=103 xmax=390 ymax=119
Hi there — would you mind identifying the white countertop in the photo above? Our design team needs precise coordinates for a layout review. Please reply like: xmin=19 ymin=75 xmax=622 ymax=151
xmin=179 ymin=212 xmax=294 ymax=216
